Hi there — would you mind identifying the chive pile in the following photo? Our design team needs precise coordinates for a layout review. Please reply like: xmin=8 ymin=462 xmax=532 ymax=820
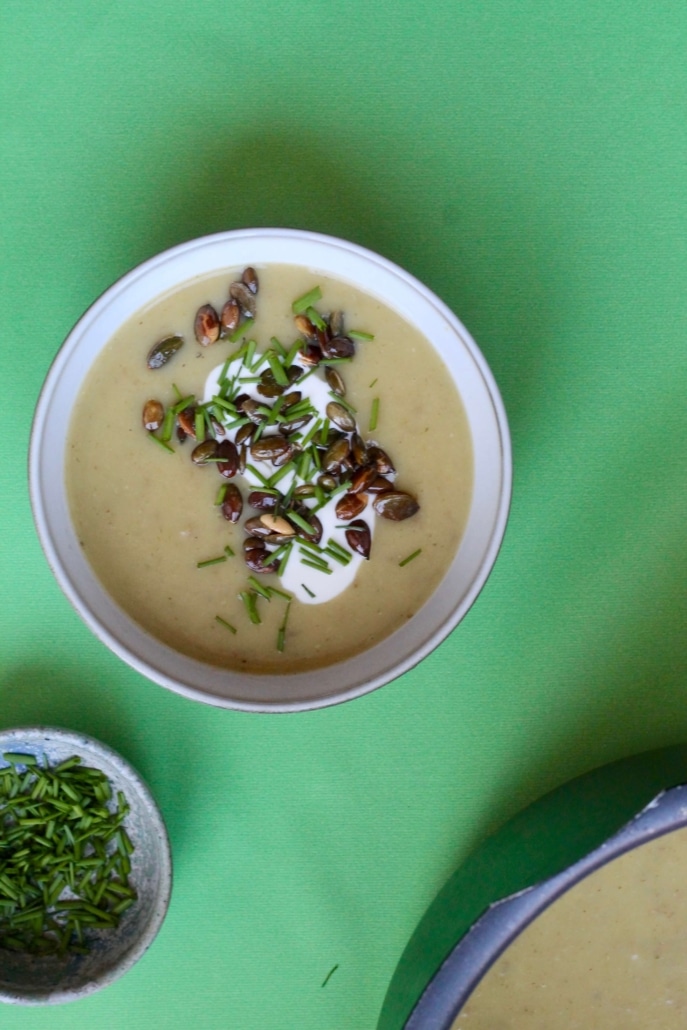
xmin=0 ymin=753 xmax=136 ymax=957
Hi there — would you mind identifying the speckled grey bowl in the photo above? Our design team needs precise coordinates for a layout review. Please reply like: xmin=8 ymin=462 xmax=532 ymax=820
xmin=0 ymin=727 xmax=172 ymax=1005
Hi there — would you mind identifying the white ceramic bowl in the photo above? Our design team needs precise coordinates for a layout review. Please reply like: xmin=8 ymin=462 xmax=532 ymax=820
xmin=30 ymin=229 xmax=511 ymax=712
xmin=0 ymin=727 xmax=172 ymax=1005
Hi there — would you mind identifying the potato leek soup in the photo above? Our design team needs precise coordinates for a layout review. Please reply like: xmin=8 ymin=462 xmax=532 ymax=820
xmin=66 ymin=265 xmax=472 ymax=673
xmin=452 ymin=828 xmax=687 ymax=1030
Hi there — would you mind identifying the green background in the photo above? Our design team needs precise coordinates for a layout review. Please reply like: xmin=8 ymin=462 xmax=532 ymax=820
xmin=2 ymin=2 xmax=686 ymax=1027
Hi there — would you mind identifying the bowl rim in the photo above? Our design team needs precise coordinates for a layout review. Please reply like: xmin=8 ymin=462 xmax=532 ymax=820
xmin=0 ymin=725 xmax=172 ymax=1005
xmin=29 ymin=228 xmax=512 ymax=712
xmin=404 ymin=783 xmax=687 ymax=1028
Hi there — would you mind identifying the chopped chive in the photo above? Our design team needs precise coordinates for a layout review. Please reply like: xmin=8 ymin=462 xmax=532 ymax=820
xmin=301 ymin=584 xmax=316 ymax=598
xmin=196 ymin=555 xmax=227 ymax=568
xmin=321 ymin=964 xmax=340 ymax=988
xmin=277 ymin=544 xmax=292 ymax=576
xmin=215 ymin=483 xmax=228 ymax=506
xmin=270 ymin=336 xmax=286 ymax=357
xmin=292 ymin=285 xmax=322 ymax=314
xmin=171 ymin=394 xmax=195 ymax=416
xmin=3 ymin=753 xmax=37 ymax=766
xmin=329 ymin=392 xmax=357 ymax=414
xmin=283 ymin=339 xmax=302 ymax=369
xmin=287 ymin=510 xmax=315 ymax=534
xmin=300 ymin=559 xmax=333 ymax=575
xmin=160 ymin=407 xmax=175 ymax=442
xmin=298 ymin=538 xmax=324 ymax=555
xmin=228 ymin=317 xmax=254 ymax=344
xmin=369 ymin=397 xmax=380 ymax=432
xmin=268 ymin=461 xmax=297 ymax=488
xmin=194 ymin=410 xmax=205 ymax=442
xmin=267 ymin=395 xmax=286 ymax=425
xmin=149 ymin=434 xmax=175 ymax=454
xmin=349 ymin=330 xmax=374 ymax=341
xmin=369 ymin=378 xmax=378 ymax=388
xmin=245 ymin=339 xmax=257 ymax=370
xmin=306 ymin=306 xmax=327 ymax=330
xmin=224 ymin=545 xmax=235 ymax=558
xmin=215 ymin=615 xmax=237 ymax=634
xmin=276 ymin=601 xmax=292 ymax=652
xmin=246 ymin=464 xmax=270 ymax=487
xmin=399 ymin=548 xmax=422 ymax=567
xmin=248 ymin=576 xmax=272 ymax=600
xmin=172 ymin=383 xmax=183 ymax=401
xmin=299 ymin=417 xmax=322 ymax=449
xmin=266 ymin=351 xmax=289 ymax=386
xmin=240 ymin=590 xmax=261 ymax=625
xmin=267 ymin=586 xmax=292 ymax=601
xmin=324 ymin=547 xmax=352 ymax=566
xmin=319 ymin=421 xmax=330 ymax=446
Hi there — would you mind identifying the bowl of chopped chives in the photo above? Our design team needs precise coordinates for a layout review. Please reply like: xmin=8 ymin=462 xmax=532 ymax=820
xmin=30 ymin=229 xmax=511 ymax=710
xmin=0 ymin=727 xmax=172 ymax=1005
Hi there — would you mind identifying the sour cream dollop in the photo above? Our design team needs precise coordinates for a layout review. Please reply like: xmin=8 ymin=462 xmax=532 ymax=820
xmin=203 ymin=354 xmax=377 ymax=605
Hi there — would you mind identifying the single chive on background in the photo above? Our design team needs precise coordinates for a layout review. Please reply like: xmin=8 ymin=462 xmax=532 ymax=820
xmin=399 ymin=548 xmax=422 ymax=567
xmin=292 ymin=285 xmax=322 ymax=314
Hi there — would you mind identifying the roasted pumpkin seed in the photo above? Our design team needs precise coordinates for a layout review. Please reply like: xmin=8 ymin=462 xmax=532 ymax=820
xmin=324 ymin=366 xmax=346 ymax=396
xmin=216 ymin=439 xmax=239 ymax=478
xmin=372 ymin=491 xmax=419 ymax=521
xmin=242 ymin=266 xmax=259 ymax=295
xmin=345 ymin=519 xmax=371 ymax=559
xmin=147 ymin=334 xmax=184 ymax=370
xmin=194 ymin=304 xmax=220 ymax=346
xmin=229 ymin=281 xmax=257 ymax=317
xmin=220 ymin=299 xmax=240 ymax=333
xmin=335 ymin=493 xmax=367 ymax=521
xmin=142 ymin=399 xmax=164 ymax=431
xmin=191 ymin=439 xmax=219 ymax=465
xmin=221 ymin=483 xmax=243 ymax=523
xmin=326 ymin=401 xmax=356 ymax=433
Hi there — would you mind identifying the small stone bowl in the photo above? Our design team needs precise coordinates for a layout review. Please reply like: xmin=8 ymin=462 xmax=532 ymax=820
xmin=0 ymin=727 xmax=172 ymax=1005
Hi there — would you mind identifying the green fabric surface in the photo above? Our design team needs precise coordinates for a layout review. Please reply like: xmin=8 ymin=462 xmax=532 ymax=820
xmin=1 ymin=1 xmax=686 ymax=1028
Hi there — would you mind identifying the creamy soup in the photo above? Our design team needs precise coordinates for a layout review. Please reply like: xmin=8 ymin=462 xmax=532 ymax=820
xmin=66 ymin=265 xmax=472 ymax=673
xmin=452 ymin=827 xmax=687 ymax=1029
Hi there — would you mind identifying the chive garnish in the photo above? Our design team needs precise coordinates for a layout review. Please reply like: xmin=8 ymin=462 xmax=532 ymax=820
xmin=277 ymin=545 xmax=292 ymax=577
xmin=349 ymin=330 xmax=374 ymax=341
xmin=300 ymin=559 xmax=333 ymax=575
xmin=246 ymin=464 xmax=270 ymax=487
xmin=171 ymin=395 xmax=195 ymax=416
xmin=196 ymin=555 xmax=227 ymax=568
xmin=292 ymin=286 xmax=322 ymax=314
xmin=369 ymin=397 xmax=380 ymax=432
xmin=306 ymin=306 xmax=327 ymax=330
xmin=267 ymin=586 xmax=292 ymax=602
xmin=240 ymin=590 xmax=261 ymax=624
xmin=301 ymin=584 xmax=316 ymax=598
xmin=244 ymin=339 xmax=257 ymax=370
xmin=247 ymin=576 xmax=272 ymax=600
xmin=228 ymin=318 xmax=254 ymax=344
xmin=283 ymin=339 xmax=302 ymax=369
xmin=149 ymin=434 xmax=175 ymax=454
xmin=268 ymin=461 xmax=297 ymax=488
xmin=369 ymin=378 xmax=378 ymax=388
xmin=329 ymin=392 xmax=357 ymax=414
xmin=224 ymin=545 xmax=235 ymax=558
xmin=215 ymin=484 xmax=228 ymax=506
xmin=270 ymin=336 xmax=286 ymax=357
xmin=399 ymin=548 xmax=422 ymax=567
xmin=160 ymin=408 xmax=175 ymax=442
xmin=266 ymin=351 xmax=289 ymax=386
xmin=287 ymin=511 xmax=314 ymax=535
xmin=276 ymin=601 xmax=292 ymax=653
xmin=194 ymin=410 xmax=205 ymax=442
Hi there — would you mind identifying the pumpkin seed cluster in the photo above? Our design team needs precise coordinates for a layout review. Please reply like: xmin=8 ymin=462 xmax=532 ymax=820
xmin=143 ymin=270 xmax=420 ymax=643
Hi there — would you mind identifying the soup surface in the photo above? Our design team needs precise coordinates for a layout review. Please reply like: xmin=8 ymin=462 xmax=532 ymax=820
xmin=452 ymin=826 xmax=687 ymax=1029
xmin=66 ymin=265 xmax=472 ymax=672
